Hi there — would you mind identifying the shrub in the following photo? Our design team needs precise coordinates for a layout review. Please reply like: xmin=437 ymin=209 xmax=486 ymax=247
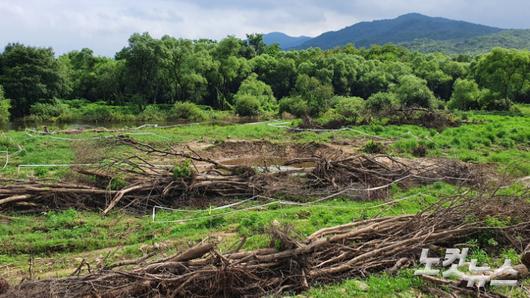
xmin=82 ymin=105 xmax=115 ymax=122
xmin=0 ymin=86 xmax=10 ymax=125
xmin=478 ymin=89 xmax=513 ymax=111
xmin=172 ymin=102 xmax=208 ymax=122
xmin=28 ymin=100 xmax=74 ymax=122
xmin=140 ymin=105 xmax=167 ymax=122
xmin=234 ymin=74 xmax=277 ymax=115
xmin=362 ymin=140 xmax=385 ymax=154
xmin=172 ymin=160 xmax=193 ymax=179
xmin=393 ymin=75 xmax=435 ymax=109
xmin=294 ymin=74 xmax=334 ymax=116
xmin=333 ymin=96 xmax=365 ymax=122
xmin=365 ymin=92 xmax=398 ymax=115
xmin=447 ymin=79 xmax=480 ymax=111
xmin=278 ymin=96 xmax=308 ymax=118
xmin=234 ymin=95 xmax=260 ymax=117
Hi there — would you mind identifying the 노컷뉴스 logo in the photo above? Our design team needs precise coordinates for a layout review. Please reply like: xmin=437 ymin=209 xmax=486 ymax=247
xmin=414 ymin=248 xmax=518 ymax=287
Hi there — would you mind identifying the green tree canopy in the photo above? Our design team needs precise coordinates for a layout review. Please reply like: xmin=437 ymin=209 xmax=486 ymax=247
xmin=0 ymin=43 xmax=67 ymax=117
xmin=393 ymin=75 xmax=435 ymax=109
xmin=473 ymin=48 xmax=530 ymax=103
xmin=234 ymin=73 xmax=277 ymax=115
xmin=448 ymin=79 xmax=481 ymax=110
xmin=293 ymin=74 xmax=334 ymax=116
xmin=0 ymin=85 xmax=10 ymax=124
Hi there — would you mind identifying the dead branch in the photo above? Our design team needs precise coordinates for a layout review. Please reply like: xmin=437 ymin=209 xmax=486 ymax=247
xmin=3 ymin=192 xmax=529 ymax=298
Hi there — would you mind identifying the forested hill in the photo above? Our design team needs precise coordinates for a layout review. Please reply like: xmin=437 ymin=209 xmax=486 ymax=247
xmin=401 ymin=29 xmax=530 ymax=54
xmin=263 ymin=13 xmax=530 ymax=53
xmin=262 ymin=32 xmax=311 ymax=50
xmin=295 ymin=13 xmax=503 ymax=50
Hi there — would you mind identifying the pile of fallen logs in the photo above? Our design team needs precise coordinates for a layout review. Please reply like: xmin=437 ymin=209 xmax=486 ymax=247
xmin=0 ymin=137 xmax=484 ymax=214
xmin=2 ymin=192 xmax=529 ymax=297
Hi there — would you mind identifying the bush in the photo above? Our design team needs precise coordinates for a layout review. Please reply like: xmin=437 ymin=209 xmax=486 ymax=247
xmin=447 ymin=79 xmax=481 ymax=111
xmin=28 ymin=100 xmax=74 ymax=122
xmin=234 ymin=74 xmax=277 ymax=115
xmin=365 ymin=92 xmax=398 ymax=115
xmin=139 ymin=105 xmax=167 ymax=122
xmin=0 ymin=86 xmax=10 ymax=125
xmin=316 ymin=109 xmax=345 ymax=128
xmin=393 ymin=75 xmax=435 ymax=109
xmin=172 ymin=102 xmax=208 ymax=122
xmin=172 ymin=160 xmax=193 ymax=179
xmin=278 ymin=96 xmax=308 ymax=118
xmin=234 ymin=95 xmax=260 ymax=117
xmin=333 ymin=96 xmax=365 ymax=122
xmin=315 ymin=97 xmax=365 ymax=128
xmin=362 ymin=140 xmax=385 ymax=154
xmin=478 ymin=89 xmax=513 ymax=111
xmin=82 ymin=105 xmax=115 ymax=122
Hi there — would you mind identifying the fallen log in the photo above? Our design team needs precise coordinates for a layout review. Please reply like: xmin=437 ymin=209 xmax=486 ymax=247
xmin=3 ymin=192 xmax=529 ymax=298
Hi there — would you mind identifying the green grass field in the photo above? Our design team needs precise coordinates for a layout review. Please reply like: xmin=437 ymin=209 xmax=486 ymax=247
xmin=1 ymin=107 xmax=529 ymax=296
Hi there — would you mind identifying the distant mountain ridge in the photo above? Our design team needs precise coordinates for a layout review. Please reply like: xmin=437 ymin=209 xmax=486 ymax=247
xmin=262 ymin=32 xmax=311 ymax=50
xmin=263 ymin=13 xmax=530 ymax=53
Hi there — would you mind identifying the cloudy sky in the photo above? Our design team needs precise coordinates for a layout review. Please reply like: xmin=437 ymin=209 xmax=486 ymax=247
xmin=1 ymin=0 xmax=529 ymax=56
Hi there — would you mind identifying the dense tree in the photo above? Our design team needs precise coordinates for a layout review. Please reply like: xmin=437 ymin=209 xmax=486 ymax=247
xmin=116 ymin=33 xmax=163 ymax=103
xmin=0 ymin=85 xmax=10 ymax=124
xmin=0 ymin=33 xmax=525 ymax=120
xmin=245 ymin=34 xmax=267 ymax=57
xmin=410 ymin=53 xmax=453 ymax=99
xmin=0 ymin=43 xmax=67 ymax=117
xmin=448 ymin=79 xmax=481 ymax=110
xmin=60 ymin=49 xmax=124 ymax=102
xmin=393 ymin=75 xmax=435 ymax=108
xmin=250 ymin=54 xmax=296 ymax=99
xmin=293 ymin=74 xmax=334 ymax=116
xmin=234 ymin=74 xmax=277 ymax=115
xmin=210 ymin=36 xmax=251 ymax=108
xmin=473 ymin=48 xmax=530 ymax=103
xmin=365 ymin=92 xmax=399 ymax=115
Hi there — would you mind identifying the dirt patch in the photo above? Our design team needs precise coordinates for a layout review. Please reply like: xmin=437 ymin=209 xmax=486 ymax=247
xmin=2 ymin=138 xmax=496 ymax=213
xmin=200 ymin=140 xmax=344 ymax=166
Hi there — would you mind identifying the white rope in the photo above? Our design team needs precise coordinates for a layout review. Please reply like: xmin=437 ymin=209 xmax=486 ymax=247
xmin=152 ymin=195 xmax=304 ymax=224
xmin=150 ymin=169 xmax=465 ymax=225
xmin=150 ymin=176 xmax=426 ymax=224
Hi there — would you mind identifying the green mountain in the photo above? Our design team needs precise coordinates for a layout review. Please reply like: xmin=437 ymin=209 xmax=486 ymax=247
xmin=263 ymin=32 xmax=312 ymax=50
xmin=401 ymin=29 xmax=530 ymax=54
xmin=296 ymin=13 xmax=503 ymax=50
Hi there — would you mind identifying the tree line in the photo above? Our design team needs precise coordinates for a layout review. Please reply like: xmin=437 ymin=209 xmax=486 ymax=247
xmin=0 ymin=33 xmax=529 ymax=122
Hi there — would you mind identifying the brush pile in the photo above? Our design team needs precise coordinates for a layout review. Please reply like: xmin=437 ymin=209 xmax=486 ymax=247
xmin=2 ymin=192 xmax=529 ymax=297
xmin=0 ymin=137 xmax=484 ymax=213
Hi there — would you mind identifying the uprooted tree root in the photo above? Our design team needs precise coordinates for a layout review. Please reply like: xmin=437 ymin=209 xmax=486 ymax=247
xmin=2 ymin=192 xmax=529 ymax=298
xmin=0 ymin=137 xmax=485 ymax=213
